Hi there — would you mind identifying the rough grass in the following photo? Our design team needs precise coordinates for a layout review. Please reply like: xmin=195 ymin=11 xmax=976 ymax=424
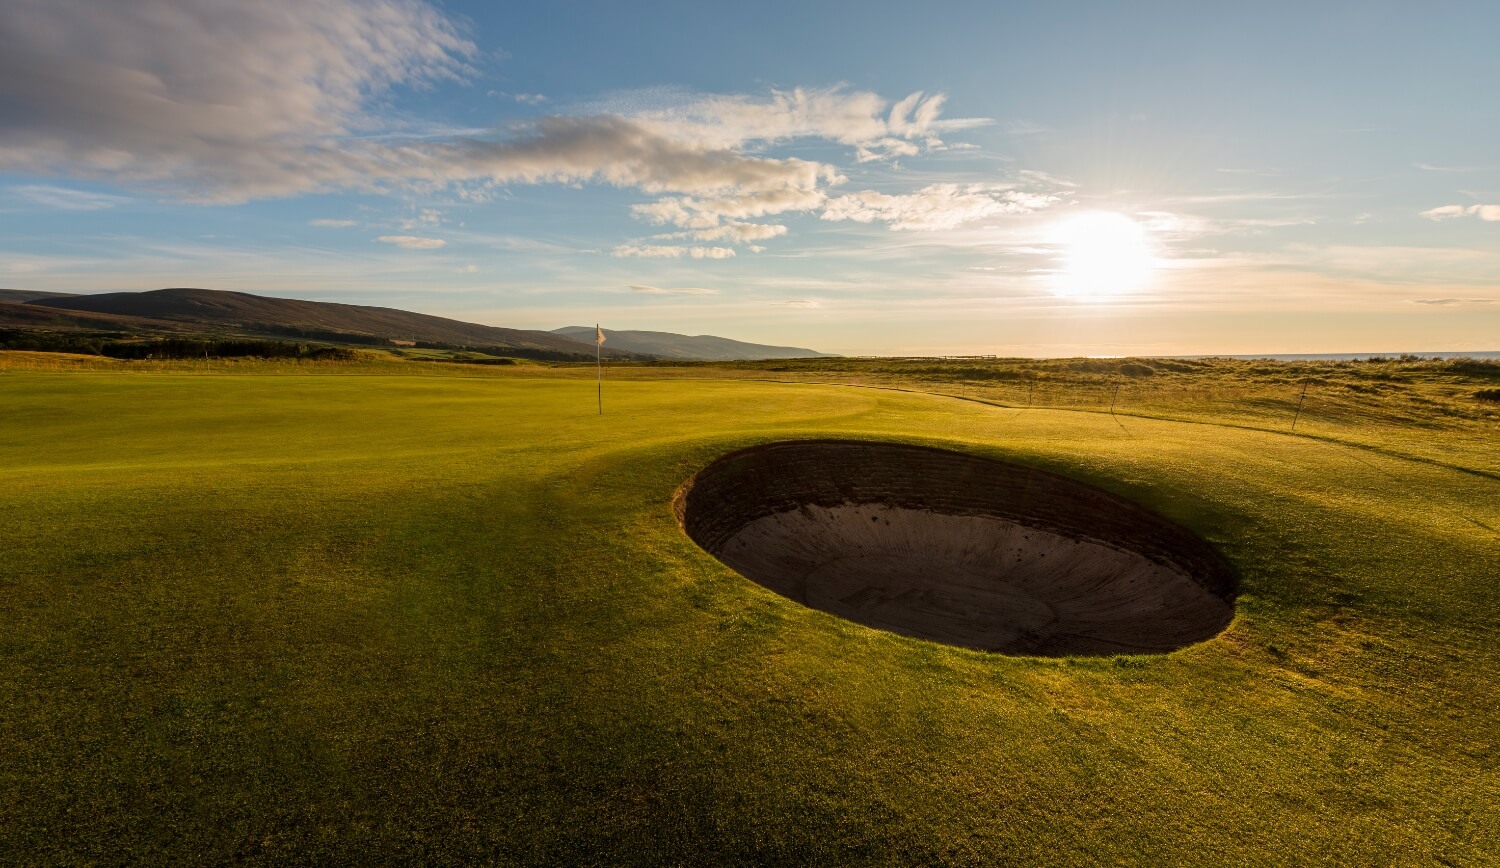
xmin=1 ymin=356 xmax=1497 ymax=864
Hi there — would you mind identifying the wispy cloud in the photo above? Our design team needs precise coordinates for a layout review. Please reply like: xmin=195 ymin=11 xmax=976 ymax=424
xmin=821 ymin=183 xmax=1061 ymax=231
xmin=1421 ymin=203 xmax=1500 ymax=221
xmin=376 ymin=235 xmax=446 ymax=249
xmin=1274 ymin=243 xmax=1500 ymax=286
xmin=628 ymin=284 xmax=718 ymax=295
xmin=677 ymin=221 xmax=788 ymax=243
xmin=1002 ymin=120 xmax=1052 ymax=136
xmin=1214 ymin=167 xmax=1281 ymax=177
xmin=400 ymin=209 xmax=444 ymax=230
xmin=613 ymin=86 xmax=974 ymax=162
xmin=1410 ymin=297 xmax=1495 ymax=305
xmin=1016 ymin=170 xmax=1077 ymax=189
xmin=1415 ymin=163 xmax=1482 ymax=173
xmin=1140 ymin=210 xmax=1315 ymax=235
xmin=12 ymin=184 xmax=132 ymax=210
xmin=1164 ymin=190 xmax=1328 ymax=205
xmin=309 ymin=218 xmax=357 ymax=227
xmin=631 ymin=188 xmax=828 ymax=235
xmin=612 ymin=244 xmax=735 ymax=259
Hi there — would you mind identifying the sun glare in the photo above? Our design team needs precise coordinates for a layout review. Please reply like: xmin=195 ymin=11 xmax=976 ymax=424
xmin=1051 ymin=212 xmax=1155 ymax=300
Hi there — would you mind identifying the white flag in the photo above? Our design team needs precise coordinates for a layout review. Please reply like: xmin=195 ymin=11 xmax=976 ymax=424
xmin=596 ymin=324 xmax=605 ymax=345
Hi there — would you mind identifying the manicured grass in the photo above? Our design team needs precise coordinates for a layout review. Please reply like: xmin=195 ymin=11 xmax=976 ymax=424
xmin=1 ymin=363 xmax=1497 ymax=864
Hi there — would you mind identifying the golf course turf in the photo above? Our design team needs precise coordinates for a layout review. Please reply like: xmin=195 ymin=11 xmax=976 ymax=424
xmin=1 ymin=358 xmax=1497 ymax=863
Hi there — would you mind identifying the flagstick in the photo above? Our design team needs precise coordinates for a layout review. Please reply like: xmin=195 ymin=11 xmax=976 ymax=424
xmin=596 ymin=323 xmax=602 ymax=415
xmin=1291 ymin=379 xmax=1309 ymax=432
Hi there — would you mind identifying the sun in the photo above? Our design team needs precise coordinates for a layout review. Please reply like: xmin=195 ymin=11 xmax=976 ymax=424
xmin=1051 ymin=212 xmax=1155 ymax=300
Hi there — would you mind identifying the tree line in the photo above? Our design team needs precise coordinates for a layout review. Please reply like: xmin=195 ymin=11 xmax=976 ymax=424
xmin=0 ymin=330 xmax=358 ymax=360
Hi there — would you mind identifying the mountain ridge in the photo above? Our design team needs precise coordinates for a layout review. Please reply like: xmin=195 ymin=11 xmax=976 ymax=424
xmin=0 ymin=289 xmax=80 ymax=303
xmin=2 ymin=288 xmax=834 ymax=361
xmin=552 ymin=325 xmax=834 ymax=361
xmin=20 ymin=288 xmax=631 ymax=358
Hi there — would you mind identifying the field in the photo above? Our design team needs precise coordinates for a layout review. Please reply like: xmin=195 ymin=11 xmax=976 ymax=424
xmin=1 ymin=353 xmax=1497 ymax=864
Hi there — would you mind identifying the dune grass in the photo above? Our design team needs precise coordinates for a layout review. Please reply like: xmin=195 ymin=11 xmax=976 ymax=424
xmin=1 ymin=360 xmax=1496 ymax=863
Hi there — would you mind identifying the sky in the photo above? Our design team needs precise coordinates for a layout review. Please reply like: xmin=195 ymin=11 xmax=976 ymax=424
xmin=1 ymin=0 xmax=1497 ymax=356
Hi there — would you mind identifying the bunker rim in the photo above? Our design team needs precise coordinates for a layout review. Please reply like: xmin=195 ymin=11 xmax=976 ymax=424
xmin=675 ymin=439 xmax=1238 ymax=657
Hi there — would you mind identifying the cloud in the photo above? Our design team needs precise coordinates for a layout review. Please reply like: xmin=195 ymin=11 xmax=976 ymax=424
xmin=400 ymin=208 xmax=444 ymax=230
xmin=309 ymin=218 xmax=357 ymax=227
xmin=435 ymin=115 xmax=838 ymax=201
xmin=0 ymin=2 xmax=987 ymax=250
xmin=1002 ymin=120 xmax=1053 ymax=136
xmin=689 ymin=221 xmax=788 ymax=243
xmin=376 ymin=235 xmax=445 ymax=249
xmin=0 ymin=0 xmax=474 ymax=203
xmin=1016 ymin=169 xmax=1078 ymax=189
xmin=612 ymin=244 xmax=735 ymax=259
xmin=1421 ymin=204 xmax=1500 ymax=221
xmin=1215 ymin=166 xmax=1283 ymax=178
xmin=458 ymin=264 xmax=478 ymax=273
xmin=627 ymin=86 xmax=976 ymax=161
xmin=632 ymin=198 xmax=723 ymax=230
xmin=1163 ymin=190 xmax=1314 ymax=205
xmin=1421 ymin=205 xmax=1473 ymax=220
xmin=488 ymin=90 xmax=547 ymax=105
xmin=12 ymin=184 xmax=131 ymax=210
xmin=1410 ymin=297 xmax=1495 ymax=305
xmin=1134 ymin=210 xmax=1313 ymax=237
xmin=0 ymin=4 xmax=914 ymax=212
xmin=631 ymin=187 xmax=829 ymax=234
xmin=821 ymin=183 xmax=1060 ymax=231
xmin=628 ymin=284 xmax=718 ymax=295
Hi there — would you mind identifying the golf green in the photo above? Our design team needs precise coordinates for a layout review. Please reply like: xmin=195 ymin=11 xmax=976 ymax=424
xmin=2 ymin=370 xmax=1496 ymax=863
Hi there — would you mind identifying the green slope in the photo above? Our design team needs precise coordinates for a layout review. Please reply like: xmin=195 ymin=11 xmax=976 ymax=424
xmin=0 ymin=367 xmax=1496 ymax=864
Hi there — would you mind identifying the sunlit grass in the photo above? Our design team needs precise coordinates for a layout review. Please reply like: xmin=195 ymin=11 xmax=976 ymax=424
xmin=1 ymin=357 xmax=1496 ymax=863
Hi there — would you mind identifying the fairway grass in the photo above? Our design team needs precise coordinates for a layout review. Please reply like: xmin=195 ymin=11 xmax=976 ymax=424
xmin=1 ymin=367 xmax=1497 ymax=863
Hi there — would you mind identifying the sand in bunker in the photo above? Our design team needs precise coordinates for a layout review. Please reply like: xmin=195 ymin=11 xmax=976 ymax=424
xmin=676 ymin=441 xmax=1236 ymax=657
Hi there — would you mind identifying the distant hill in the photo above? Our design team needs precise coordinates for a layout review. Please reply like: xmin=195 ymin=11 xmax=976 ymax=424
xmin=20 ymin=288 xmax=633 ymax=359
xmin=4 ymin=288 xmax=831 ymax=361
xmin=551 ymin=326 xmax=834 ymax=361
xmin=0 ymin=289 xmax=79 ymax=302
xmin=0 ymin=299 xmax=199 ymax=332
